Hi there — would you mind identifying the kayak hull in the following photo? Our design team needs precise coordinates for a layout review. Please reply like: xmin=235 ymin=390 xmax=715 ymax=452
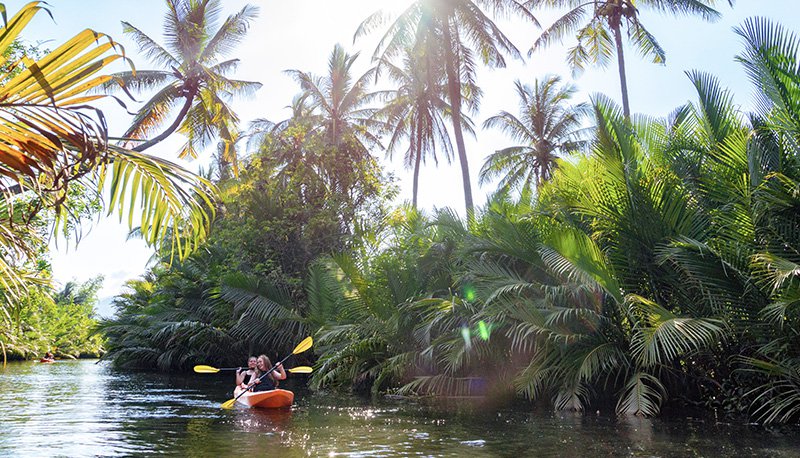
xmin=233 ymin=387 xmax=294 ymax=409
xmin=39 ymin=358 xmax=55 ymax=363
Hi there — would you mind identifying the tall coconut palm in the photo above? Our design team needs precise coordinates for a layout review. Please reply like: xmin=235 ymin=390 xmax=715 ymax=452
xmin=107 ymin=0 xmax=261 ymax=167
xmin=358 ymin=0 xmax=538 ymax=213
xmin=286 ymin=44 xmax=384 ymax=157
xmin=480 ymin=75 xmax=588 ymax=196
xmin=527 ymin=0 xmax=730 ymax=118
xmin=285 ymin=44 xmax=386 ymax=217
xmin=376 ymin=49 xmax=475 ymax=208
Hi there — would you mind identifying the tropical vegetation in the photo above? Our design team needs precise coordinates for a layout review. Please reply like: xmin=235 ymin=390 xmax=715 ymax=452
xmin=102 ymin=8 xmax=800 ymax=425
xmin=0 ymin=1 xmax=219 ymax=362
xmin=4 ymin=0 xmax=800 ymax=429
xmin=4 ymin=277 xmax=106 ymax=361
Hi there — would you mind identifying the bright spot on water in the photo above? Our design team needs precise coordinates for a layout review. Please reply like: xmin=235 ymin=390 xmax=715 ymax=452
xmin=460 ymin=440 xmax=486 ymax=447
xmin=349 ymin=409 xmax=376 ymax=420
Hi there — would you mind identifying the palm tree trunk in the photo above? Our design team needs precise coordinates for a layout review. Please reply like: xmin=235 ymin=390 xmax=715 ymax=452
xmin=412 ymin=129 xmax=421 ymax=209
xmin=612 ymin=24 xmax=631 ymax=119
xmin=442 ymin=22 xmax=474 ymax=215
xmin=132 ymin=89 xmax=196 ymax=152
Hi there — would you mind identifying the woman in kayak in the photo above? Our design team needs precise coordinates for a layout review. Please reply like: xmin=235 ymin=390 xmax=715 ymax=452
xmin=236 ymin=356 xmax=258 ymax=389
xmin=250 ymin=354 xmax=286 ymax=392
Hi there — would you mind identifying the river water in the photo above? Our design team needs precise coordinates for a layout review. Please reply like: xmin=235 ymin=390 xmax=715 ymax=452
xmin=0 ymin=360 xmax=798 ymax=457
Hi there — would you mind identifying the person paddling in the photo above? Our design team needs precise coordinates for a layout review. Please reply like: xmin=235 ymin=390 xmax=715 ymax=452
xmin=250 ymin=354 xmax=286 ymax=392
xmin=235 ymin=356 xmax=258 ymax=389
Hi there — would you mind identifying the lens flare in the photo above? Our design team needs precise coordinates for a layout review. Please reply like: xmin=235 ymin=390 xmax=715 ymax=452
xmin=478 ymin=320 xmax=490 ymax=341
xmin=461 ymin=326 xmax=471 ymax=349
xmin=463 ymin=285 xmax=476 ymax=302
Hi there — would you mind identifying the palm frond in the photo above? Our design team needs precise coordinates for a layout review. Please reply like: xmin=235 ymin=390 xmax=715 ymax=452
xmin=97 ymin=147 xmax=216 ymax=261
xmin=616 ymin=372 xmax=666 ymax=417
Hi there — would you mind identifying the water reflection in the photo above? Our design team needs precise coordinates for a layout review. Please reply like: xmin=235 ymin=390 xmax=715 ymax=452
xmin=2 ymin=360 xmax=800 ymax=457
xmin=231 ymin=406 xmax=293 ymax=433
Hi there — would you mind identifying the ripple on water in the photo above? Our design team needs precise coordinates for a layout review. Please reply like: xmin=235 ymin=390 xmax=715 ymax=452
xmin=459 ymin=439 xmax=486 ymax=447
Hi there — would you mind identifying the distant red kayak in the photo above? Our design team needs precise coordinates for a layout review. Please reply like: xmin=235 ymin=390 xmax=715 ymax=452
xmin=232 ymin=387 xmax=293 ymax=409
xmin=39 ymin=358 xmax=55 ymax=363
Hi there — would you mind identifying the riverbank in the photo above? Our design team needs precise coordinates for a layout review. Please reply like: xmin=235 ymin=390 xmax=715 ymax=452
xmin=1 ymin=352 xmax=104 ymax=368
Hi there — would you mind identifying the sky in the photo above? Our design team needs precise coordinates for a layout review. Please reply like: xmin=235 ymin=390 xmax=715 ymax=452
xmin=8 ymin=0 xmax=799 ymax=317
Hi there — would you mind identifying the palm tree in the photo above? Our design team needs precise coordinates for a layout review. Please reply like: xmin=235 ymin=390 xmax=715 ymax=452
xmin=245 ymin=93 xmax=314 ymax=154
xmin=359 ymin=0 xmax=538 ymax=213
xmin=725 ymin=16 xmax=800 ymax=425
xmin=244 ymin=94 xmax=318 ymax=195
xmin=309 ymin=208 xmax=465 ymax=394
xmin=285 ymin=44 xmax=385 ymax=217
xmin=376 ymin=49 xmax=474 ymax=208
xmin=286 ymin=44 xmax=384 ymax=157
xmin=480 ymin=75 xmax=588 ymax=195
xmin=108 ymin=0 xmax=261 ymax=167
xmin=528 ymin=0 xmax=730 ymax=118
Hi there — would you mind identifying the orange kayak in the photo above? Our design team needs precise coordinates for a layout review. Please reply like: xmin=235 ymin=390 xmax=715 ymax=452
xmin=232 ymin=387 xmax=294 ymax=409
xmin=39 ymin=358 xmax=55 ymax=363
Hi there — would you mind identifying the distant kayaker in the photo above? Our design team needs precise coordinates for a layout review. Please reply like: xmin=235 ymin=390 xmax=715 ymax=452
xmin=250 ymin=354 xmax=286 ymax=392
xmin=44 ymin=352 xmax=54 ymax=360
xmin=236 ymin=356 xmax=258 ymax=389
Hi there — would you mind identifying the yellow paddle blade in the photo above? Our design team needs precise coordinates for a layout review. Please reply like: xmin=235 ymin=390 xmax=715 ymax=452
xmin=292 ymin=336 xmax=313 ymax=355
xmin=221 ymin=398 xmax=236 ymax=409
xmin=193 ymin=365 xmax=220 ymax=374
xmin=288 ymin=366 xmax=313 ymax=374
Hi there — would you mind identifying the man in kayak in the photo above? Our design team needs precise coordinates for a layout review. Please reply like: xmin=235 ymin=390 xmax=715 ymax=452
xmin=236 ymin=356 xmax=258 ymax=389
xmin=250 ymin=354 xmax=286 ymax=392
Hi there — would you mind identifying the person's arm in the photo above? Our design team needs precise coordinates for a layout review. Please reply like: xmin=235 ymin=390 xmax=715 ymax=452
xmin=273 ymin=362 xmax=287 ymax=381
xmin=235 ymin=368 xmax=245 ymax=386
